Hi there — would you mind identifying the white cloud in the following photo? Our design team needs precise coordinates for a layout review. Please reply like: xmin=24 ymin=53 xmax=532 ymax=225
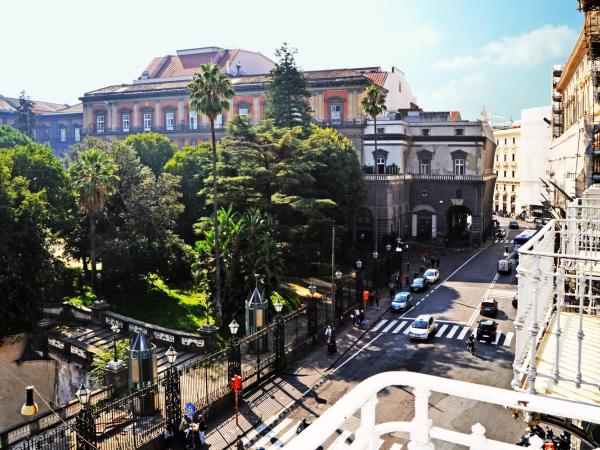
xmin=419 ymin=73 xmax=486 ymax=116
xmin=434 ymin=25 xmax=577 ymax=71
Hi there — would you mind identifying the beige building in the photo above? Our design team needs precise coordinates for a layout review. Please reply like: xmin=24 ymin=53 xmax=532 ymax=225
xmin=492 ymin=124 xmax=521 ymax=214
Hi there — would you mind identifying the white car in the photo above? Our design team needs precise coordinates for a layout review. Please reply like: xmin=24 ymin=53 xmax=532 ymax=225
xmin=423 ymin=268 xmax=439 ymax=283
xmin=409 ymin=315 xmax=436 ymax=341
xmin=525 ymin=217 xmax=535 ymax=223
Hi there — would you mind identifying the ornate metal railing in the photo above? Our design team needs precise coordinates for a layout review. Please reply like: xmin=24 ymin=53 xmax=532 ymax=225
xmin=286 ymin=371 xmax=600 ymax=450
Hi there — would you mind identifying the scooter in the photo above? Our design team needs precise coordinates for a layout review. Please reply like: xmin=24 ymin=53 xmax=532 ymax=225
xmin=296 ymin=417 xmax=309 ymax=434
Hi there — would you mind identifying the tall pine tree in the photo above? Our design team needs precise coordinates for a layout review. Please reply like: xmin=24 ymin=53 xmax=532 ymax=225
xmin=265 ymin=43 xmax=313 ymax=129
xmin=15 ymin=90 xmax=35 ymax=138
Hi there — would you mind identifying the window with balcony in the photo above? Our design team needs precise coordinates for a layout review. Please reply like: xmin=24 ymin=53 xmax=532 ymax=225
xmin=166 ymin=112 xmax=175 ymax=131
xmin=454 ymin=159 xmax=465 ymax=175
xmin=376 ymin=127 xmax=385 ymax=135
xmin=454 ymin=128 xmax=464 ymax=136
xmin=189 ymin=111 xmax=198 ymax=130
xmin=504 ymin=138 xmax=507 ymax=145
xmin=74 ymin=127 xmax=80 ymax=142
xmin=143 ymin=113 xmax=152 ymax=132
xmin=122 ymin=114 xmax=130 ymax=132
xmin=422 ymin=128 xmax=430 ymax=136
xmin=330 ymin=104 xmax=342 ymax=124
xmin=96 ymin=115 xmax=105 ymax=133
xmin=420 ymin=159 xmax=431 ymax=175
xmin=60 ymin=127 xmax=66 ymax=142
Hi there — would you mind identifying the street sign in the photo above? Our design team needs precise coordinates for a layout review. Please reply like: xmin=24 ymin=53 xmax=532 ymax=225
xmin=185 ymin=402 xmax=195 ymax=416
xmin=363 ymin=290 xmax=369 ymax=302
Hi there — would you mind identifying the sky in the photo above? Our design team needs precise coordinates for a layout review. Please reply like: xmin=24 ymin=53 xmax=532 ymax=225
xmin=0 ymin=0 xmax=583 ymax=121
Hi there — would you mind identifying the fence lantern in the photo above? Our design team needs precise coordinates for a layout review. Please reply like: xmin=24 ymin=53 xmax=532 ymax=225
xmin=373 ymin=251 xmax=379 ymax=260
xmin=75 ymin=383 xmax=90 ymax=406
xmin=335 ymin=270 xmax=342 ymax=280
xmin=386 ymin=244 xmax=392 ymax=252
xmin=245 ymin=287 xmax=267 ymax=335
xmin=356 ymin=259 xmax=363 ymax=269
xmin=165 ymin=346 xmax=178 ymax=366
xmin=128 ymin=331 xmax=159 ymax=416
xmin=20 ymin=386 xmax=38 ymax=416
xmin=274 ymin=301 xmax=283 ymax=313
xmin=229 ymin=319 xmax=240 ymax=336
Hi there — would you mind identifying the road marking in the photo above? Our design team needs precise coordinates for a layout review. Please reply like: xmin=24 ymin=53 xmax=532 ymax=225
xmin=493 ymin=333 xmax=502 ymax=345
xmin=254 ymin=418 xmax=292 ymax=449
xmin=389 ymin=444 xmax=404 ymax=450
xmin=371 ymin=319 xmax=388 ymax=332
xmin=435 ymin=324 xmax=448 ymax=338
xmin=392 ymin=321 xmax=407 ymax=334
xmin=495 ymin=240 xmax=499 ymax=243
xmin=328 ymin=430 xmax=352 ymax=449
xmin=467 ymin=272 xmax=500 ymax=327
xmin=267 ymin=420 xmax=302 ymax=448
xmin=382 ymin=320 xmax=397 ymax=333
xmin=446 ymin=325 xmax=459 ymax=339
xmin=503 ymin=332 xmax=514 ymax=346
xmin=331 ymin=333 xmax=383 ymax=375
xmin=403 ymin=324 xmax=412 ymax=335
xmin=244 ymin=416 xmax=280 ymax=444
xmin=457 ymin=327 xmax=471 ymax=340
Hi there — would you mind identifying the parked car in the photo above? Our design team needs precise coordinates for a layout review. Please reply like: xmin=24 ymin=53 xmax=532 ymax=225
xmin=410 ymin=277 xmax=429 ymax=292
xmin=525 ymin=216 xmax=535 ymax=223
xmin=512 ymin=292 xmax=518 ymax=308
xmin=423 ymin=269 xmax=440 ymax=283
xmin=476 ymin=320 xmax=498 ymax=343
xmin=409 ymin=315 xmax=436 ymax=341
xmin=509 ymin=220 xmax=520 ymax=229
xmin=497 ymin=259 xmax=512 ymax=274
xmin=480 ymin=299 xmax=499 ymax=317
xmin=391 ymin=292 xmax=412 ymax=312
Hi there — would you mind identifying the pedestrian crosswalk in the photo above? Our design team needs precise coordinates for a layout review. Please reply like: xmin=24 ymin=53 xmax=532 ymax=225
xmin=368 ymin=318 xmax=515 ymax=347
xmin=494 ymin=239 xmax=512 ymax=243
xmin=249 ymin=418 xmax=392 ymax=449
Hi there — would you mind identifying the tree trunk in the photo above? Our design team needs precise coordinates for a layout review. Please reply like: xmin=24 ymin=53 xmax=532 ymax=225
xmin=89 ymin=213 xmax=97 ymax=293
xmin=373 ymin=115 xmax=378 ymax=252
xmin=210 ymin=119 xmax=223 ymax=326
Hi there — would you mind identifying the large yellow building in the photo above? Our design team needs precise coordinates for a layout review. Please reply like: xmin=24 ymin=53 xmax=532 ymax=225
xmin=493 ymin=125 xmax=521 ymax=214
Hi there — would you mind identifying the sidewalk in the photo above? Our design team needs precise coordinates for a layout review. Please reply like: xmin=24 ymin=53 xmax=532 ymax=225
xmin=175 ymin=245 xmax=486 ymax=449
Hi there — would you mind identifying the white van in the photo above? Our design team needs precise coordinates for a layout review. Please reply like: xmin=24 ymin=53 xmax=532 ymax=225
xmin=497 ymin=259 xmax=512 ymax=274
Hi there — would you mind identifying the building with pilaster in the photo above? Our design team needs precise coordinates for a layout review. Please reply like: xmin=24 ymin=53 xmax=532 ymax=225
xmin=492 ymin=123 xmax=521 ymax=215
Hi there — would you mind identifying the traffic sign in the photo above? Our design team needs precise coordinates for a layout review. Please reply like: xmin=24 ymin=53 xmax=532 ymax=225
xmin=185 ymin=402 xmax=195 ymax=416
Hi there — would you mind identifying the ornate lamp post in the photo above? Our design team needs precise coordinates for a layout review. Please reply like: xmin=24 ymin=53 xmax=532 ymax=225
xmin=372 ymin=251 xmax=379 ymax=307
xmin=75 ymin=383 xmax=96 ymax=450
xmin=333 ymin=269 xmax=342 ymax=324
xmin=273 ymin=301 xmax=285 ymax=370
xmin=308 ymin=283 xmax=317 ymax=345
xmin=355 ymin=259 xmax=363 ymax=309
xmin=164 ymin=346 xmax=181 ymax=438
xmin=110 ymin=322 xmax=120 ymax=362
xmin=385 ymin=243 xmax=392 ymax=281
xmin=227 ymin=319 xmax=241 ymax=380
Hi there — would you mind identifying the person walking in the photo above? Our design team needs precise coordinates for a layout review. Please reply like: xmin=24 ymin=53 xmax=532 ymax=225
xmin=359 ymin=309 xmax=365 ymax=328
xmin=388 ymin=281 xmax=395 ymax=299
xmin=325 ymin=325 xmax=336 ymax=354
xmin=353 ymin=308 xmax=360 ymax=326
xmin=406 ymin=261 xmax=410 ymax=273
xmin=236 ymin=435 xmax=245 ymax=450
xmin=375 ymin=291 xmax=380 ymax=310
xmin=197 ymin=414 xmax=207 ymax=446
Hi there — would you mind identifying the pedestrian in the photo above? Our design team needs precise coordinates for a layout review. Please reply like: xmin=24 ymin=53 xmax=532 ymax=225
xmin=375 ymin=293 xmax=380 ymax=309
xmin=388 ymin=281 xmax=395 ymax=299
xmin=430 ymin=256 xmax=435 ymax=268
xmin=359 ymin=309 xmax=365 ymax=328
xmin=163 ymin=426 xmax=174 ymax=449
xmin=406 ymin=261 xmax=410 ymax=272
xmin=197 ymin=414 xmax=207 ymax=446
xmin=353 ymin=308 xmax=360 ymax=326
xmin=325 ymin=325 xmax=336 ymax=354
xmin=236 ymin=435 xmax=245 ymax=450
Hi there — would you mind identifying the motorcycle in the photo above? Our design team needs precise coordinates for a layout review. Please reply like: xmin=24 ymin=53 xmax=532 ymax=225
xmin=296 ymin=417 xmax=309 ymax=434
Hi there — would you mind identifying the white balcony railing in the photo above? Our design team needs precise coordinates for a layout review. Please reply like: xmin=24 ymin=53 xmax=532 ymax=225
xmin=285 ymin=371 xmax=600 ymax=450
xmin=514 ymin=184 xmax=600 ymax=403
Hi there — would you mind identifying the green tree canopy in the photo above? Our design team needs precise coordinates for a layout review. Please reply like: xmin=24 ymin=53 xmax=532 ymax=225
xmin=123 ymin=133 xmax=176 ymax=176
xmin=0 ymin=125 xmax=33 ymax=148
xmin=265 ymin=43 xmax=313 ymax=129
xmin=164 ymin=144 xmax=213 ymax=243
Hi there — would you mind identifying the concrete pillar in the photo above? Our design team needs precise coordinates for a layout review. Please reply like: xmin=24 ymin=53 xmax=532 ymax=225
xmin=111 ymin=103 xmax=118 ymax=131
xmin=154 ymin=101 xmax=161 ymax=128
xmin=197 ymin=324 xmax=219 ymax=353
xmin=105 ymin=360 xmax=128 ymax=396
xmin=133 ymin=102 xmax=139 ymax=129
xmin=252 ymin=96 xmax=260 ymax=124
xmin=178 ymin=99 xmax=185 ymax=130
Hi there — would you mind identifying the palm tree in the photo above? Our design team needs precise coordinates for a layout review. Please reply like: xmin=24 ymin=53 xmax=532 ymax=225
xmin=360 ymin=84 xmax=387 ymax=252
xmin=188 ymin=63 xmax=234 ymax=326
xmin=70 ymin=149 xmax=117 ymax=292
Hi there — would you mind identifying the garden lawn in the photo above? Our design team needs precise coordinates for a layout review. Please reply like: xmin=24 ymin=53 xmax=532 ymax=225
xmin=106 ymin=276 xmax=210 ymax=332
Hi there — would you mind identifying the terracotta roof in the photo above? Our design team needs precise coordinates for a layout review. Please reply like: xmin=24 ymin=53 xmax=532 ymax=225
xmin=363 ymin=71 xmax=388 ymax=88
xmin=42 ymin=103 xmax=83 ymax=114
xmin=0 ymin=95 xmax=74 ymax=114
xmin=84 ymin=67 xmax=387 ymax=98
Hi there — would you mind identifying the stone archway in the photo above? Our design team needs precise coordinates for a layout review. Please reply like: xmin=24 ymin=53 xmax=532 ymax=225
xmin=446 ymin=205 xmax=472 ymax=239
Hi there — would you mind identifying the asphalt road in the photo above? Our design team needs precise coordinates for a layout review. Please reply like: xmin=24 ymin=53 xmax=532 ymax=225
xmin=249 ymin=222 xmax=534 ymax=450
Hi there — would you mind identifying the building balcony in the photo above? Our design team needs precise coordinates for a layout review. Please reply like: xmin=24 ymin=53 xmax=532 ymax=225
xmin=83 ymin=123 xmax=225 ymax=136
xmin=362 ymin=172 xmax=487 ymax=183
xmin=286 ymin=371 xmax=600 ymax=450
xmin=316 ymin=118 xmax=366 ymax=127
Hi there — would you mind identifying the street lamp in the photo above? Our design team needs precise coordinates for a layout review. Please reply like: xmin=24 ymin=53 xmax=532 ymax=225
xmin=372 ymin=251 xmax=379 ymax=308
xmin=110 ymin=322 xmax=120 ymax=362
xmin=227 ymin=319 xmax=241 ymax=380
xmin=75 ymin=383 xmax=96 ymax=450
xmin=308 ymin=283 xmax=318 ymax=344
xmin=355 ymin=259 xmax=363 ymax=310
xmin=274 ymin=301 xmax=285 ymax=370
xmin=164 ymin=346 xmax=181 ymax=437
xmin=20 ymin=386 xmax=38 ymax=416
